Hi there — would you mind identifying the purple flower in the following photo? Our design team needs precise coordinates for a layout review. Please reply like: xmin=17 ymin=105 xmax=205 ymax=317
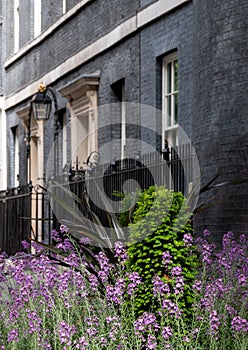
xmin=196 ymin=238 xmax=215 ymax=266
xmin=106 ymin=315 xmax=119 ymax=324
xmin=170 ymin=266 xmax=184 ymax=294
xmin=171 ymin=266 xmax=182 ymax=277
xmin=162 ymin=299 xmax=182 ymax=318
xmin=222 ymin=231 xmax=234 ymax=248
xmin=21 ymin=240 xmax=30 ymax=249
xmin=106 ymin=279 xmax=125 ymax=304
xmin=134 ymin=312 xmax=160 ymax=333
xmin=7 ymin=329 xmax=19 ymax=342
xmin=27 ymin=310 xmax=42 ymax=334
xmin=174 ymin=276 xmax=184 ymax=295
xmin=163 ymin=326 xmax=173 ymax=340
xmin=9 ymin=310 xmax=19 ymax=322
xmin=114 ymin=241 xmax=128 ymax=262
xmin=57 ymin=238 xmax=74 ymax=252
xmin=126 ymin=272 xmax=142 ymax=295
xmin=96 ymin=252 xmax=111 ymax=283
xmin=31 ymin=241 xmax=43 ymax=253
xmin=239 ymin=234 xmax=247 ymax=245
xmin=73 ymin=336 xmax=89 ymax=349
xmin=192 ymin=280 xmax=202 ymax=293
xmin=60 ymin=224 xmax=69 ymax=233
xmin=51 ymin=229 xmax=61 ymax=242
xmin=146 ymin=334 xmax=157 ymax=349
xmin=203 ymin=229 xmax=210 ymax=238
xmin=237 ymin=273 xmax=246 ymax=287
xmin=183 ymin=233 xmax=193 ymax=247
xmin=64 ymin=253 xmax=80 ymax=268
xmin=79 ymin=237 xmax=92 ymax=245
xmin=152 ymin=275 xmax=170 ymax=297
xmin=86 ymin=327 xmax=98 ymax=337
xmin=162 ymin=252 xmax=172 ymax=267
xmin=226 ymin=305 xmax=237 ymax=316
xmin=58 ymin=320 xmax=76 ymax=346
xmin=209 ymin=310 xmax=220 ymax=336
xmin=183 ymin=336 xmax=190 ymax=343
xmin=231 ymin=316 xmax=248 ymax=332
xmin=0 ymin=251 xmax=8 ymax=263
xmin=100 ymin=337 xmax=107 ymax=345
xmin=84 ymin=315 xmax=99 ymax=327
xmin=89 ymin=274 xmax=99 ymax=292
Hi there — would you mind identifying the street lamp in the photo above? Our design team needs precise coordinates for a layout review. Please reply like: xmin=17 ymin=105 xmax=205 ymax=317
xmin=31 ymin=82 xmax=58 ymax=123
xmin=31 ymin=92 xmax=52 ymax=121
xmin=27 ymin=82 xmax=60 ymax=183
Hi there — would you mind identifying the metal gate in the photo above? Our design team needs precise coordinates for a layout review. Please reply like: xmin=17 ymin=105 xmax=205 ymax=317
xmin=0 ymin=185 xmax=32 ymax=255
xmin=0 ymin=184 xmax=53 ymax=255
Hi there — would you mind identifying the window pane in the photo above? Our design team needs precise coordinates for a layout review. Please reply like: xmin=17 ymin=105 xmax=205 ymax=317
xmin=174 ymin=60 xmax=178 ymax=91
xmin=167 ymin=96 xmax=171 ymax=126
xmin=167 ymin=63 xmax=172 ymax=93
xmin=174 ymin=93 xmax=178 ymax=124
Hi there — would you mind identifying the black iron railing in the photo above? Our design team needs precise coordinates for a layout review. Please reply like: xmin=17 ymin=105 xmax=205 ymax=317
xmin=0 ymin=185 xmax=32 ymax=255
xmin=0 ymin=145 xmax=194 ymax=255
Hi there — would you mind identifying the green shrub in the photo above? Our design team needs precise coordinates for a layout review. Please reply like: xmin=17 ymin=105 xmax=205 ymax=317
xmin=126 ymin=186 xmax=198 ymax=316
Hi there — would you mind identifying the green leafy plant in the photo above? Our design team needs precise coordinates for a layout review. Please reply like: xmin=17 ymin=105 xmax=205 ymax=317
xmin=126 ymin=186 xmax=199 ymax=316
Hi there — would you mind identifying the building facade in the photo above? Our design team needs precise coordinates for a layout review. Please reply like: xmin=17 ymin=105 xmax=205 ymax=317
xmin=1 ymin=0 xmax=248 ymax=242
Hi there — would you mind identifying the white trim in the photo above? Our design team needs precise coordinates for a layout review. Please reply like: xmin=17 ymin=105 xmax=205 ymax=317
xmin=162 ymin=52 xmax=178 ymax=148
xmin=63 ymin=0 xmax=67 ymax=14
xmin=163 ymin=52 xmax=178 ymax=128
xmin=62 ymin=113 xmax=67 ymax=167
xmin=137 ymin=0 xmax=189 ymax=28
xmin=14 ymin=127 xmax=19 ymax=187
xmin=4 ymin=0 xmax=190 ymax=110
xmin=14 ymin=0 xmax=19 ymax=53
xmin=34 ymin=0 xmax=41 ymax=38
xmin=121 ymin=85 xmax=126 ymax=160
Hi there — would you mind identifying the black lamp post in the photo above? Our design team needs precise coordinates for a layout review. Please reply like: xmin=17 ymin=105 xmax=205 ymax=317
xmin=27 ymin=83 xmax=59 ymax=183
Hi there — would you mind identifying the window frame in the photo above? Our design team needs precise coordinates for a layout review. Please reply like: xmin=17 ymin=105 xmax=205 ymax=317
xmin=14 ymin=0 xmax=19 ymax=53
xmin=34 ymin=0 xmax=41 ymax=38
xmin=162 ymin=52 xmax=178 ymax=149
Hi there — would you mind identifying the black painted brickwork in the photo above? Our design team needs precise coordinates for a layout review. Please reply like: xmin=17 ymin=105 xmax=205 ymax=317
xmin=3 ymin=0 xmax=248 ymax=238
xmin=139 ymin=3 xmax=193 ymax=149
xmin=19 ymin=0 xmax=33 ymax=48
xmin=192 ymin=0 xmax=248 ymax=240
xmin=5 ymin=0 xmax=139 ymax=96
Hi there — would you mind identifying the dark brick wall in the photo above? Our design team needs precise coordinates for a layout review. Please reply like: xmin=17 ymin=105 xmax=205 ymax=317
xmin=4 ymin=0 xmax=14 ymax=58
xmin=41 ymin=0 xmax=63 ymax=32
xmin=192 ymin=0 xmax=248 ymax=239
xmin=139 ymin=3 xmax=193 ymax=150
xmin=5 ymin=0 xmax=139 ymax=96
xmin=139 ymin=0 xmax=157 ymax=10
xmin=4 ymin=0 xmax=248 ymax=239
xmin=66 ymin=0 xmax=81 ymax=12
xmin=97 ymin=36 xmax=140 ymax=162
xmin=19 ymin=0 xmax=33 ymax=48
xmin=55 ymin=34 xmax=141 ymax=164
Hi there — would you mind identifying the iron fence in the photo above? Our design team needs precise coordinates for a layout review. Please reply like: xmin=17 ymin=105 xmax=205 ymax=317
xmin=0 ymin=185 xmax=32 ymax=255
xmin=0 ymin=145 xmax=194 ymax=255
xmin=70 ymin=146 xmax=194 ymax=226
